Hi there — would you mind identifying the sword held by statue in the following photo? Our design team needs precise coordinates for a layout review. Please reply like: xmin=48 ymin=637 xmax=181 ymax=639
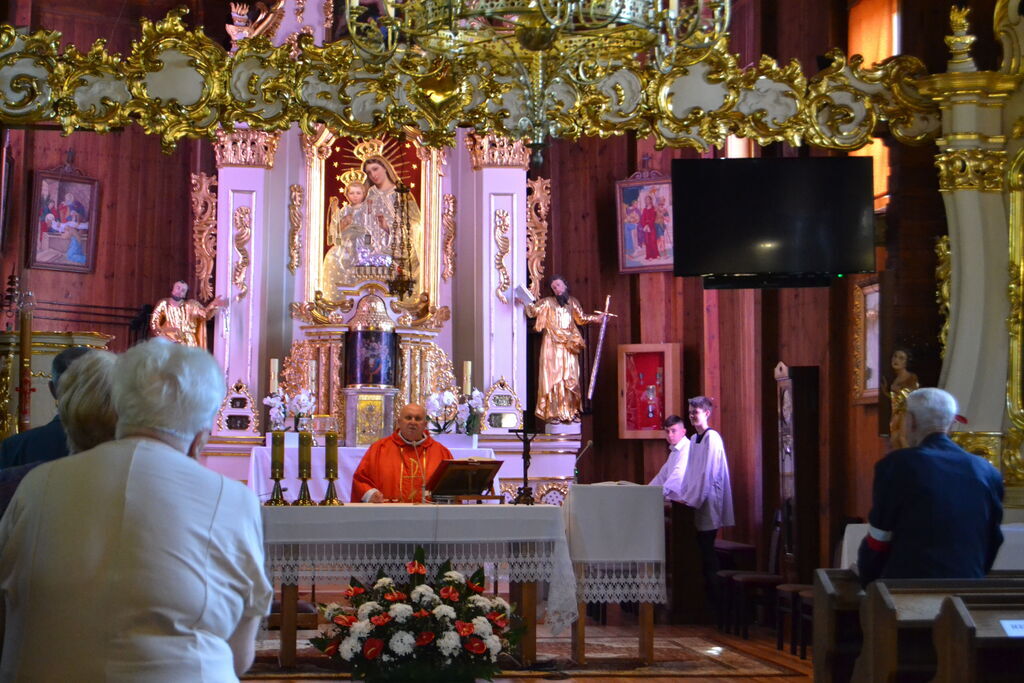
xmin=586 ymin=295 xmax=616 ymax=402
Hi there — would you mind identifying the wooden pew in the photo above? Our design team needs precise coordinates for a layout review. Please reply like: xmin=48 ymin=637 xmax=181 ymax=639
xmin=861 ymin=577 xmax=1024 ymax=682
xmin=813 ymin=568 xmax=864 ymax=683
xmin=933 ymin=594 xmax=1024 ymax=683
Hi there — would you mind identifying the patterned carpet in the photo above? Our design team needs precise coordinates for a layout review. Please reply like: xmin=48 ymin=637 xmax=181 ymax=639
xmin=246 ymin=632 xmax=798 ymax=678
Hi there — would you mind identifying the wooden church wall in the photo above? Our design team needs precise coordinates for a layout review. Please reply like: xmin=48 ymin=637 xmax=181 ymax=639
xmin=0 ymin=0 xmax=206 ymax=351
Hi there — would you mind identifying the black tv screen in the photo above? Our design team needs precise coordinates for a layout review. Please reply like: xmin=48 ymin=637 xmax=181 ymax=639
xmin=671 ymin=157 xmax=875 ymax=287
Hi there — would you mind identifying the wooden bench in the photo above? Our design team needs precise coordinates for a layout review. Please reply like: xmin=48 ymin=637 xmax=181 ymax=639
xmin=812 ymin=568 xmax=864 ymax=683
xmin=933 ymin=593 xmax=1024 ymax=682
xmin=861 ymin=577 xmax=1024 ymax=682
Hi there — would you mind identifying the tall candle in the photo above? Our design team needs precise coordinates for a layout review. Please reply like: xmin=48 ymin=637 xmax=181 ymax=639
xmin=325 ymin=431 xmax=338 ymax=478
xmin=269 ymin=358 xmax=279 ymax=394
xmin=462 ymin=360 xmax=472 ymax=396
xmin=309 ymin=359 xmax=318 ymax=397
xmin=271 ymin=430 xmax=284 ymax=478
xmin=298 ymin=431 xmax=312 ymax=478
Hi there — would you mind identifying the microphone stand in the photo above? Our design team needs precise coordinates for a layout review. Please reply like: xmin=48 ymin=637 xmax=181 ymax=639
xmin=510 ymin=427 xmax=539 ymax=505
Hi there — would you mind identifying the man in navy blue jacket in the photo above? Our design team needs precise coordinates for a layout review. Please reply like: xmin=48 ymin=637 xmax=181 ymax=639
xmin=857 ymin=387 xmax=1004 ymax=585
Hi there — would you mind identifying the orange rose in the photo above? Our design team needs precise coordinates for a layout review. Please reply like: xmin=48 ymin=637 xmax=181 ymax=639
xmin=439 ymin=585 xmax=460 ymax=602
xmin=455 ymin=620 xmax=474 ymax=636
xmin=370 ymin=613 xmax=392 ymax=626
xmin=464 ymin=636 xmax=487 ymax=655
xmin=363 ymin=638 xmax=384 ymax=660
xmin=415 ymin=631 xmax=436 ymax=646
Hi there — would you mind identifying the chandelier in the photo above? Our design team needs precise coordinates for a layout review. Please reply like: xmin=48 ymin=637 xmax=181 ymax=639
xmin=341 ymin=0 xmax=731 ymax=161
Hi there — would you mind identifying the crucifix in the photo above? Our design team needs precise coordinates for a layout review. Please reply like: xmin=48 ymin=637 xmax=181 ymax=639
xmin=509 ymin=427 xmax=540 ymax=505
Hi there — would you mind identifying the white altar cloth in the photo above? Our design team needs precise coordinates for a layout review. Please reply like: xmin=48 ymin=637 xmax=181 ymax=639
xmin=261 ymin=504 xmax=578 ymax=634
xmin=563 ymin=484 xmax=667 ymax=604
xmin=248 ymin=445 xmax=496 ymax=503
xmin=839 ymin=522 xmax=1024 ymax=570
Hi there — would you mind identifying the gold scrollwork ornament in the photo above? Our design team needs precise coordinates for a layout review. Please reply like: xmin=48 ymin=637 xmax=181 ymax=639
xmin=935 ymin=149 xmax=1007 ymax=192
xmin=936 ymin=235 xmax=951 ymax=357
xmin=493 ymin=209 xmax=511 ymax=304
xmin=191 ymin=172 xmax=218 ymax=302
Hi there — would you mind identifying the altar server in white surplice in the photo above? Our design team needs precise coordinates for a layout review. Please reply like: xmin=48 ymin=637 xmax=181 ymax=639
xmin=648 ymin=414 xmax=691 ymax=502
xmin=0 ymin=339 xmax=273 ymax=682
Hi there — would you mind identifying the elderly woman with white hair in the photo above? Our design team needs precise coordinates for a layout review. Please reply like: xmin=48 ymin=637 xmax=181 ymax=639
xmin=0 ymin=339 xmax=272 ymax=680
xmin=856 ymin=387 xmax=1004 ymax=585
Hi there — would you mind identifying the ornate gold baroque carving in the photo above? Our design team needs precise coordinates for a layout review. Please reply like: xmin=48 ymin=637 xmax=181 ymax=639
xmin=935 ymin=149 xmax=1007 ymax=192
xmin=526 ymin=177 xmax=551 ymax=299
xmin=215 ymin=379 xmax=260 ymax=433
xmin=294 ymin=0 xmax=305 ymax=24
xmin=232 ymin=206 xmax=252 ymax=301
xmin=935 ymin=235 xmax=951 ymax=357
xmin=0 ymin=11 xmax=942 ymax=154
xmin=493 ymin=209 xmax=511 ymax=304
xmin=225 ymin=1 xmax=285 ymax=51
xmin=190 ymin=172 xmax=218 ymax=302
xmin=288 ymin=184 xmax=303 ymax=274
xmin=214 ymin=129 xmax=281 ymax=169
xmin=0 ymin=352 xmax=13 ymax=440
xmin=280 ymin=340 xmax=314 ymax=398
xmin=442 ymin=194 xmax=456 ymax=281
xmin=322 ymin=0 xmax=333 ymax=32
xmin=290 ymin=291 xmax=354 ymax=324
xmin=349 ymin=294 xmax=396 ymax=330
xmin=285 ymin=26 xmax=314 ymax=60
xmin=464 ymin=132 xmax=530 ymax=170
xmin=950 ymin=431 xmax=1004 ymax=471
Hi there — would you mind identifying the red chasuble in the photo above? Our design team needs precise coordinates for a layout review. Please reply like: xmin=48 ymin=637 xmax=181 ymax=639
xmin=351 ymin=432 xmax=454 ymax=502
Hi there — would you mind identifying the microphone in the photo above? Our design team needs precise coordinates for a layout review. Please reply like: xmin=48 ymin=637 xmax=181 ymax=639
xmin=573 ymin=440 xmax=593 ymax=483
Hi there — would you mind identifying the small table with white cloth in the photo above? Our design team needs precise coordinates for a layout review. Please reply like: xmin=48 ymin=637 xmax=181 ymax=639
xmin=839 ymin=523 xmax=1024 ymax=569
xmin=248 ymin=445 xmax=497 ymax=503
xmin=262 ymin=503 xmax=577 ymax=667
xmin=562 ymin=484 xmax=667 ymax=665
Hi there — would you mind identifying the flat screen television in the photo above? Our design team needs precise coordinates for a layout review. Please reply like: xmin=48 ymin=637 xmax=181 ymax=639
xmin=671 ymin=157 xmax=875 ymax=288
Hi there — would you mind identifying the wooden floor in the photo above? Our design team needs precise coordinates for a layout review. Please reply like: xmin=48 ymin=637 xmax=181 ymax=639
xmin=247 ymin=623 xmax=813 ymax=682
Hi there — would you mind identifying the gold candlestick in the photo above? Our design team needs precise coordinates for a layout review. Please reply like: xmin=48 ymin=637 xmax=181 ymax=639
xmin=293 ymin=431 xmax=316 ymax=506
xmin=265 ymin=430 xmax=288 ymax=506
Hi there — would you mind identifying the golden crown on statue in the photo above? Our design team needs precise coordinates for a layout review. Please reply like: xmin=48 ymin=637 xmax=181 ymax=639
xmin=339 ymin=168 xmax=367 ymax=186
xmin=353 ymin=138 xmax=386 ymax=161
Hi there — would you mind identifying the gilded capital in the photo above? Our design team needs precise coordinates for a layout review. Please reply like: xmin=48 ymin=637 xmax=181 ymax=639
xmin=934 ymin=149 xmax=1006 ymax=192
xmin=214 ymin=129 xmax=281 ymax=169
xmin=464 ymin=132 xmax=530 ymax=170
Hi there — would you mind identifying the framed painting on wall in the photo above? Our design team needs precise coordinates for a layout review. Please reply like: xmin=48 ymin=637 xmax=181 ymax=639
xmin=28 ymin=162 xmax=99 ymax=273
xmin=852 ymin=280 xmax=880 ymax=403
xmin=618 ymin=342 xmax=681 ymax=439
xmin=615 ymin=170 xmax=674 ymax=273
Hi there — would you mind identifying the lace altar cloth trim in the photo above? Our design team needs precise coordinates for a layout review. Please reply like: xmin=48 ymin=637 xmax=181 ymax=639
xmin=573 ymin=561 xmax=667 ymax=604
xmin=265 ymin=540 xmax=578 ymax=634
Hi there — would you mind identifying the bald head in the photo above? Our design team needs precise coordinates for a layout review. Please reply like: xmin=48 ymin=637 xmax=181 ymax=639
xmin=397 ymin=403 xmax=428 ymax=443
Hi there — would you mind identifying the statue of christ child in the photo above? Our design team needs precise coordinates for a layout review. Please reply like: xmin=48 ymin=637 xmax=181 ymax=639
xmin=322 ymin=179 xmax=372 ymax=296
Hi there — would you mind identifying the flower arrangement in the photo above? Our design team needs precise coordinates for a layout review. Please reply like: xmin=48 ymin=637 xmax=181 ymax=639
xmin=425 ymin=390 xmax=458 ymax=434
xmin=262 ymin=389 xmax=288 ymax=431
xmin=310 ymin=548 xmax=517 ymax=682
xmin=457 ymin=389 xmax=485 ymax=436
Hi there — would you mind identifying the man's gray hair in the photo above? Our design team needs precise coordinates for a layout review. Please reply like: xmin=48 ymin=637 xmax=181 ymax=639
xmin=112 ymin=338 xmax=225 ymax=441
xmin=905 ymin=387 xmax=958 ymax=436
xmin=59 ymin=350 xmax=117 ymax=453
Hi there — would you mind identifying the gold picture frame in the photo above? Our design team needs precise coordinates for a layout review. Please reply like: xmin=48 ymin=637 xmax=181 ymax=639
xmin=617 ymin=343 xmax=681 ymax=439
xmin=852 ymin=280 xmax=880 ymax=403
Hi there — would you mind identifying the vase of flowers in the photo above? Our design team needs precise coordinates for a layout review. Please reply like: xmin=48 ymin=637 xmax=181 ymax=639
xmin=262 ymin=389 xmax=289 ymax=432
xmin=289 ymin=389 xmax=316 ymax=432
xmin=425 ymin=390 xmax=458 ymax=434
xmin=310 ymin=548 xmax=517 ymax=682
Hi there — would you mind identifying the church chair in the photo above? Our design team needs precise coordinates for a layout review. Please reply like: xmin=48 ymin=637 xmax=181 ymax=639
xmin=718 ymin=510 xmax=783 ymax=638
xmin=796 ymin=587 xmax=814 ymax=659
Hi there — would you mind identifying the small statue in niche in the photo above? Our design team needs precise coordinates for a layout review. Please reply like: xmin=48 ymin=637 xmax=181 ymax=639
xmin=886 ymin=347 xmax=920 ymax=449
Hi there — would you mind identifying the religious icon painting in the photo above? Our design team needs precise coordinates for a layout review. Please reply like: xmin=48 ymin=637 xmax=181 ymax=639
xmin=345 ymin=329 xmax=397 ymax=387
xmin=29 ymin=161 xmax=99 ymax=273
xmin=617 ymin=343 xmax=681 ymax=439
xmin=615 ymin=170 xmax=673 ymax=274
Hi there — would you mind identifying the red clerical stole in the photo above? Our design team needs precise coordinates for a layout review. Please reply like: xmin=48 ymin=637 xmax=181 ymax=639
xmin=351 ymin=432 xmax=453 ymax=502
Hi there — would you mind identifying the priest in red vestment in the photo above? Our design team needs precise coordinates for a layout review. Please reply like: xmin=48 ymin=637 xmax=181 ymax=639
xmin=351 ymin=403 xmax=453 ymax=503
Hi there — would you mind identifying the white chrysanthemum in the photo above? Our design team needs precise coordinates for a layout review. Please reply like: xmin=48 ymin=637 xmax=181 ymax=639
xmin=469 ymin=390 xmax=484 ymax=410
xmin=373 ymin=577 xmax=395 ymax=590
xmin=389 ymin=631 xmax=416 ymax=656
xmin=382 ymin=653 xmax=394 ymax=663
xmin=411 ymin=584 xmax=436 ymax=603
xmin=339 ymin=636 xmax=359 ymax=661
xmin=492 ymin=597 xmax=511 ymax=613
xmin=357 ymin=601 xmax=382 ymax=621
xmin=426 ymin=393 xmax=442 ymax=416
xmin=437 ymin=631 xmax=461 ymax=657
xmin=349 ymin=620 xmax=373 ymax=638
xmin=467 ymin=595 xmax=491 ymax=610
xmin=432 ymin=604 xmax=457 ymax=621
xmin=443 ymin=570 xmax=465 ymax=584
xmin=485 ymin=634 xmax=501 ymax=660
xmin=472 ymin=616 xmax=493 ymax=637
xmin=442 ymin=390 xmax=457 ymax=406
xmin=389 ymin=603 xmax=414 ymax=623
